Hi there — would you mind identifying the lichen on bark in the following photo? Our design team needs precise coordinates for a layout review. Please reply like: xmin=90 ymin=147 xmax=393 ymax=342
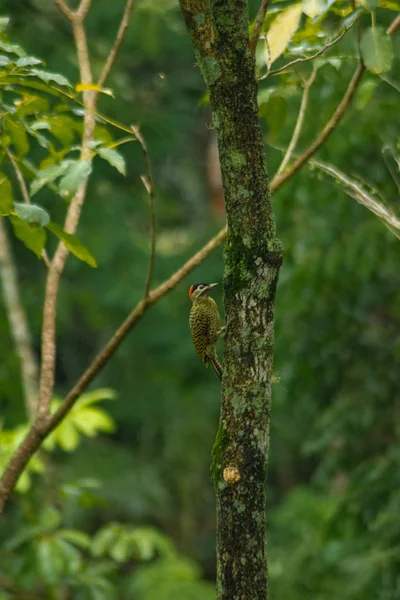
xmin=179 ymin=1 xmax=283 ymax=598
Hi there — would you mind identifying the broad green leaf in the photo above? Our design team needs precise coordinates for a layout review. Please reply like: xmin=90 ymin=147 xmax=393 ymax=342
xmin=0 ymin=41 xmax=24 ymax=57
xmin=360 ymin=26 xmax=393 ymax=74
xmin=45 ymin=115 xmax=79 ymax=145
xmin=30 ymin=162 xmax=70 ymax=196
xmin=0 ymin=175 xmax=14 ymax=214
xmin=59 ymin=529 xmax=91 ymax=549
xmin=0 ymin=55 xmax=10 ymax=66
xmin=354 ymin=78 xmax=378 ymax=110
xmin=16 ymin=56 xmax=42 ymax=67
xmin=97 ymin=147 xmax=126 ymax=175
xmin=9 ymin=215 xmax=46 ymax=258
xmin=264 ymin=4 xmax=303 ymax=66
xmin=36 ymin=539 xmax=62 ymax=585
xmin=14 ymin=202 xmax=50 ymax=226
xmin=0 ymin=17 xmax=10 ymax=32
xmin=46 ymin=221 xmax=97 ymax=267
xmin=73 ymin=408 xmax=115 ymax=436
xmin=53 ymin=419 xmax=80 ymax=451
xmin=15 ymin=94 xmax=50 ymax=118
xmin=91 ymin=525 xmax=120 ymax=557
xmin=76 ymin=388 xmax=116 ymax=408
xmin=29 ymin=69 xmax=71 ymax=87
xmin=58 ymin=159 xmax=92 ymax=200
xmin=5 ymin=119 xmax=29 ymax=157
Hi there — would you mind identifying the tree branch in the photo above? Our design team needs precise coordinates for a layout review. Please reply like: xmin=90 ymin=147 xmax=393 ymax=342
xmin=0 ymin=227 xmax=226 ymax=510
xmin=131 ymin=125 xmax=156 ymax=300
xmin=36 ymin=2 xmax=97 ymax=427
xmin=250 ymin=0 xmax=270 ymax=55
xmin=276 ymin=68 xmax=316 ymax=177
xmin=0 ymin=219 xmax=39 ymax=418
xmin=6 ymin=150 xmax=31 ymax=205
xmin=98 ymin=0 xmax=135 ymax=88
xmin=270 ymin=62 xmax=365 ymax=192
xmin=259 ymin=23 xmax=353 ymax=81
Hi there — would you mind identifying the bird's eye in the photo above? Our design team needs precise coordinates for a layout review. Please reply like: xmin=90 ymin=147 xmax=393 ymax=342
xmin=198 ymin=285 xmax=204 ymax=290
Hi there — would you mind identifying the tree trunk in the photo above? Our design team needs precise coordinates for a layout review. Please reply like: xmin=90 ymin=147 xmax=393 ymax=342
xmin=179 ymin=2 xmax=283 ymax=599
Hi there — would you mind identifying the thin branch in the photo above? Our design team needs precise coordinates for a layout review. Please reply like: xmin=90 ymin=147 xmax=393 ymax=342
xmin=6 ymin=150 xmax=30 ymax=204
xmin=76 ymin=0 xmax=92 ymax=20
xmin=259 ymin=24 xmax=352 ymax=81
xmin=36 ymin=1 xmax=97 ymax=426
xmin=387 ymin=13 xmax=400 ymax=35
xmin=310 ymin=159 xmax=400 ymax=236
xmin=276 ymin=68 xmax=317 ymax=177
xmin=131 ymin=125 xmax=156 ymax=300
xmin=6 ymin=150 xmax=50 ymax=267
xmin=250 ymin=0 xmax=270 ymax=55
xmin=270 ymin=62 xmax=365 ymax=193
xmin=98 ymin=0 xmax=135 ymax=88
xmin=0 ymin=219 xmax=39 ymax=418
xmin=54 ymin=0 xmax=74 ymax=20
xmin=0 ymin=227 xmax=227 ymax=510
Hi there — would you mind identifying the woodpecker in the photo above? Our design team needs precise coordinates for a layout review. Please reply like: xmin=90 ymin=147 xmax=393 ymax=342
xmin=189 ymin=282 xmax=223 ymax=381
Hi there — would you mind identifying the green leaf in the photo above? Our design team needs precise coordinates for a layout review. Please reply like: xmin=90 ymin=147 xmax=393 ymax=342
xmin=0 ymin=55 xmax=10 ymax=66
xmin=354 ymin=78 xmax=379 ymax=110
xmin=58 ymin=159 xmax=92 ymax=200
xmin=0 ymin=41 xmax=24 ymax=57
xmin=54 ymin=419 xmax=80 ymax=451
xmin=9 ymin=215 xmax=46 ymax=258
xmin=5 ymin=118 xmax=30 ymax=157
xmin=97 ymin=147 xmax=126 ymax=175
xmin=0 ymin=175 xmax=14 ymax=215
xmin=260 ymin=94 xmax=287 ymax=139
xmin=45 ymin=115 xmax=79 ymax=145
xmin=29 ymin=69 xmax=71 ymax=87
xmin=59 ymin=529 xmax=91 ymax=549
xmin=30 ymin=162 xmax=70 ymax=196
xmin=14 ymin=202 xmax=50 ymax=226
xmin=91 ymin=525 xmax=120 ymax=557
xmin=16 ymin=56 xmax=42 ymax=67
xmin=0 ymin=17 xmax=10 ymax=32
xmin=46 ymin=222 xmax=97 ymax=267
xmin=360 ymin=26 xmax=393 ymax=74
xmin=264 ymin=4 xmax=303 ymax=66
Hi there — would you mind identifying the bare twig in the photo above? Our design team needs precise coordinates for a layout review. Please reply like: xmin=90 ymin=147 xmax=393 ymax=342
xmin=387 ymin=13 xmax=400 ymax=35
xmin=271 ymin=62 xmax=365 ymax=192
xmin=0 ymin=227 xmax=227 ymax=509
xmin=0 ymin=219 xmax=39 ymax=418
xmin=259 ymin=24 xmax=352 ymax=81
xmin=310 ymin=159 xmax=400 ymax=236
xmin=276 ymin=68 xmax=317 ymax=177
xmin=250 ymin=0 xmax=270 ymax=55
xmin=54 ymin=0 xmax=74 ymax=20
xmin=6 ymin=150 xmax=30 ymax=205
xmin=98 ymin=0 xmax=135 ymax=88
xmin=131 ymin=125 xmax=156 ymax=300
xmin=76 ymin=0 xmax=92 ymax=20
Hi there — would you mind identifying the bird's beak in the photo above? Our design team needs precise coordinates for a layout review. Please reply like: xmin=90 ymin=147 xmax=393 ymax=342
xmin=208 ymin=283 xmax=218 ymax=290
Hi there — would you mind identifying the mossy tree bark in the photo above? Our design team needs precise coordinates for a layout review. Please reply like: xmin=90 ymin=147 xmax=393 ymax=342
xmin=179 ymin=1 xmax=283 ymax=599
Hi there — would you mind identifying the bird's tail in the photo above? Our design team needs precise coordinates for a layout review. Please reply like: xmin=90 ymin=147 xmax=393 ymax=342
xmin=207 ymin=353 xmax=223 ymax=381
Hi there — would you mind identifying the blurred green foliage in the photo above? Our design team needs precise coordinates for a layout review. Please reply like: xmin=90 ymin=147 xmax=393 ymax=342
xmin=0 ymin=0 xmax=399 ymax=597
